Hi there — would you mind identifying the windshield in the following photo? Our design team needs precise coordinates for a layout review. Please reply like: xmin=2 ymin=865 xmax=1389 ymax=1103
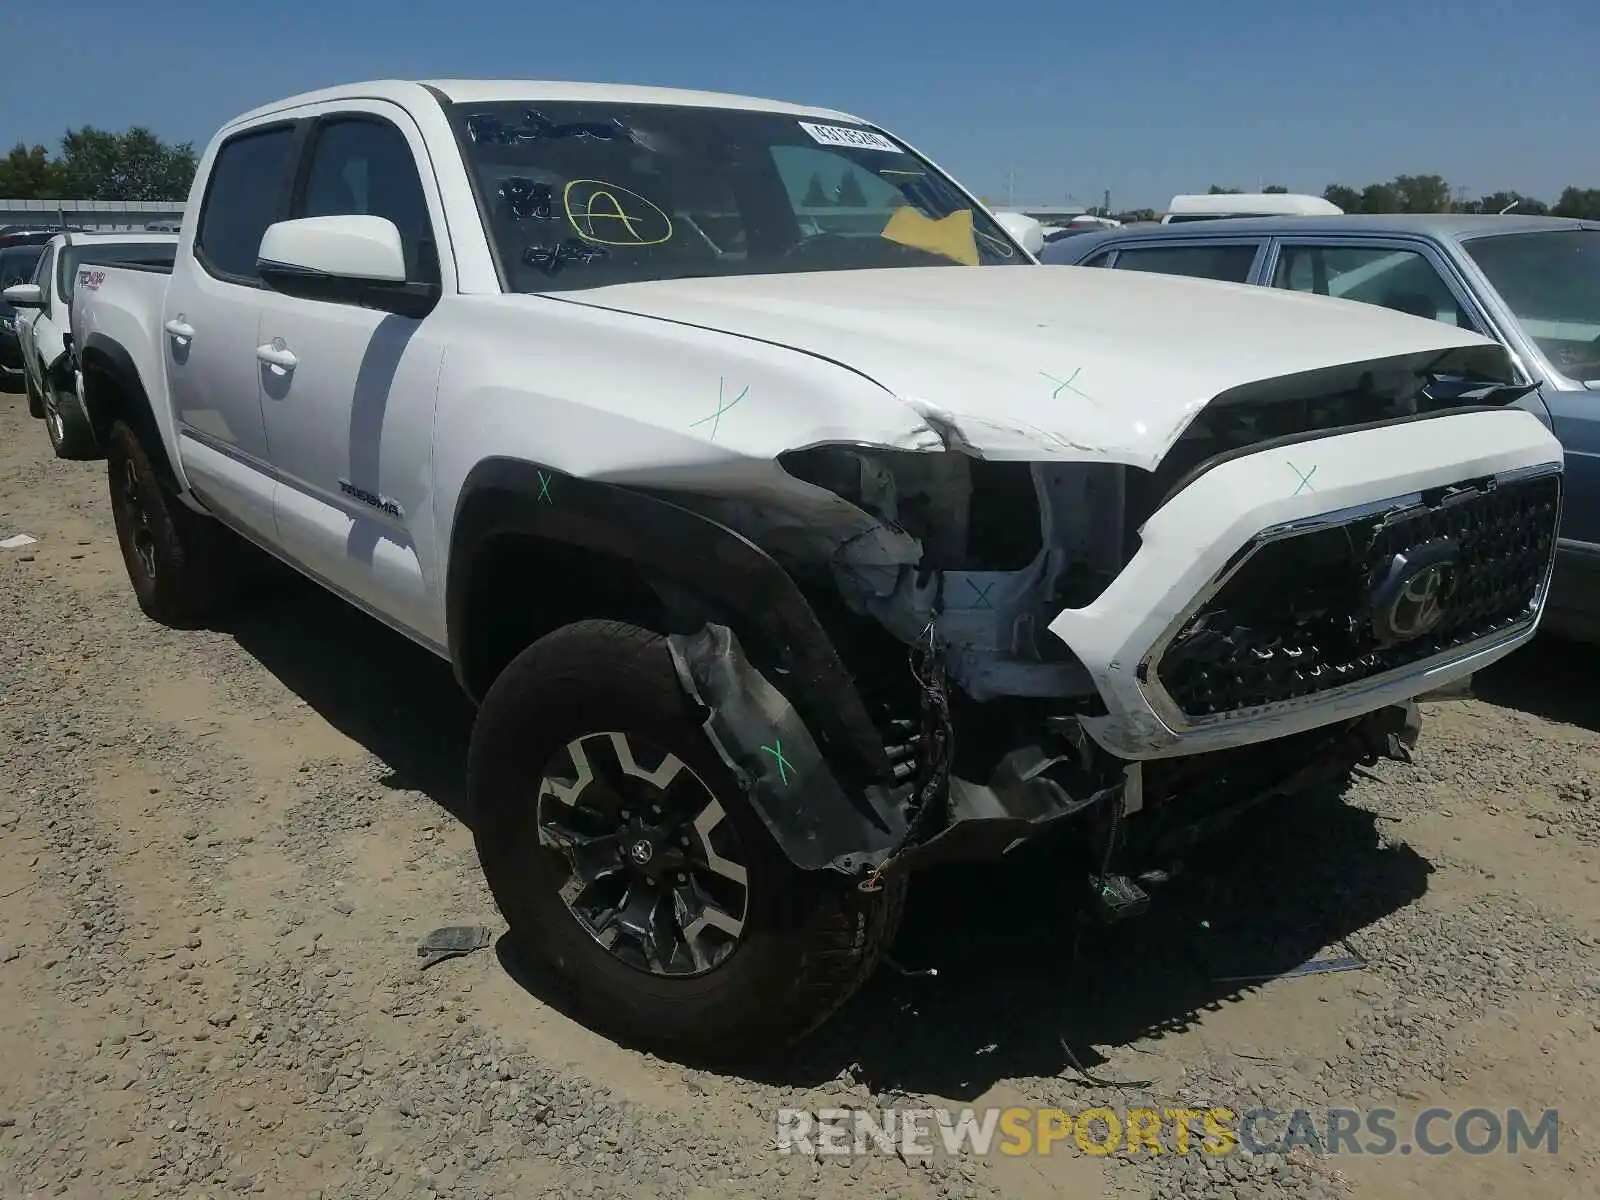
xmin=1464 ymin=229 xmax=1600 ymax=383
xmin=0 ymin=245 xmax=44 ymax=289
xmin=60 ymin=241 xmax=175 ymax=304
xmin=449 ymin=100 xmax=1026 ymax=293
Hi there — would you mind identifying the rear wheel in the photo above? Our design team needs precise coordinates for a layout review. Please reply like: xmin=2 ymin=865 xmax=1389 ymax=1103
xmin=106 ymin=420 xmax=229 ymax=627
xmin=468 ymin=618 xmax=904 ymax=1063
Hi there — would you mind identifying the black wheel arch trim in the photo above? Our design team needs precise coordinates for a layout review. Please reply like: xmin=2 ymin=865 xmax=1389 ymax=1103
xmin=44 ymin=347 xmax=72 ymax=387
xmin=79 ymin=333 xmax=174 ymax=482
xmin=446 ymin=457 xmax=894 ymax=782
xmin=668 ymin=623 xmax=907 ymax=874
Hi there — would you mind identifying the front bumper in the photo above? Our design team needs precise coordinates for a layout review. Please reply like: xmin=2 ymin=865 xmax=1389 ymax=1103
xmin=1049 ymin=408 xmax=1564 ymax=760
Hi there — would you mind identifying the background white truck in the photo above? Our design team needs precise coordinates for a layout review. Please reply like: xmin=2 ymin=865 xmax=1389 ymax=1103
xmin=4 ymin=230 xmax=177 ymax=457
xmin=65 ymin=78 xmax=1563 ymax=1061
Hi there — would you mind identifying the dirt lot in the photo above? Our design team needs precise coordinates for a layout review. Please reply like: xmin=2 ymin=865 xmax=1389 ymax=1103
xmin=2 ymin=386 xmax=1599 ymax=1200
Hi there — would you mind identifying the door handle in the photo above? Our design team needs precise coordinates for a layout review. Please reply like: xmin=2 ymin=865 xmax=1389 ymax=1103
xmin=164 ymin=317 xmax=195 ymax=340
xmin=255 ymin=339 xmax=297 ymax=370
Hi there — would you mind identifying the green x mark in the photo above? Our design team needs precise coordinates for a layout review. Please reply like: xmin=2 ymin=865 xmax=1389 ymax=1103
xmin=690 ymin=377 xmax=750 ymax=440
xmin=1040 ymin=367 xmax=1091 ymax=401
xmin=969 ymin=579 xmax=996 ymax=609
xmin=537 ymin=470 xmax=553 ymax=503
xmin=759 ymin=739 xmax=794 ymax=785
xmin=1289 ymin=462 xmax=1318 ymax=495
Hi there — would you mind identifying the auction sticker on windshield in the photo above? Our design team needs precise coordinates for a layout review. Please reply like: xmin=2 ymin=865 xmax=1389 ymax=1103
xmin=797 ymin=122 xmax=899 ymax=153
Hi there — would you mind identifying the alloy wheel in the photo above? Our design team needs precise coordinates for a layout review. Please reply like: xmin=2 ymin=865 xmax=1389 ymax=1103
xmin=44 ymin=389 xmax=64 ymax=448
xmin=536 ymin=730 xmax=750 ymax=977
xmin=118 ymin=458 xmax=158 ymax=581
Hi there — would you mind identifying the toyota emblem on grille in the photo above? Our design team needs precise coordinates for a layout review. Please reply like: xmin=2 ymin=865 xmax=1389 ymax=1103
xmin=1386 ymin=564 xmax=1452 ymax=638
xmin=1369 ymin=539 xmax=1460 ymax=645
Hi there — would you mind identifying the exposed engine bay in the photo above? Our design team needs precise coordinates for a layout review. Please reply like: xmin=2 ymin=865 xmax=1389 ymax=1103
xmin=659 ymin=363 xmax=1555 ymax=918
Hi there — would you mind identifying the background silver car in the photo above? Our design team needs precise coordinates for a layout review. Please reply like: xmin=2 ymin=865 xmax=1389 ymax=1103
xmin=1045 ymin=213 xmax=1600 ymax=642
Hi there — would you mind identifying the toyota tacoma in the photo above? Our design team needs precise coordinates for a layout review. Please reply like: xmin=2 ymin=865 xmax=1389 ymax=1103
xmin=66 ymin=79 xmax=1564 ymax=1061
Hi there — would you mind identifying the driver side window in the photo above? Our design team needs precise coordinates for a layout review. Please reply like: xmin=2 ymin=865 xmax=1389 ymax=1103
xmin=298 ymin=115 xmax=440 ymax=285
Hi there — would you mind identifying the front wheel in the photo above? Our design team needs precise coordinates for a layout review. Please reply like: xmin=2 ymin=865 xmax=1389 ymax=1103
xmin=467 ymin=618 xmax=905 ymax=1063
xmin=24 ymin=367 xmax=45 ymax=418
xmin=43 ymin=376 xmax=96 ymax=459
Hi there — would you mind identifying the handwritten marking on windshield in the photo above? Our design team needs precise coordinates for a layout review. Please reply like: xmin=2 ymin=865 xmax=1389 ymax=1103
xmin=690 ymin=378 xmax=749 ymax=440
xmin=562 ymin=180 xmax=673 ymax=247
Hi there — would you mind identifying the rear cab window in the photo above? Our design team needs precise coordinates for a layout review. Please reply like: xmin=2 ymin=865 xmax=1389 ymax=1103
xmin=59 ymin=242 xmax=176 ymax=306
xmin=194 ymin=125 xmax=299 ymax=283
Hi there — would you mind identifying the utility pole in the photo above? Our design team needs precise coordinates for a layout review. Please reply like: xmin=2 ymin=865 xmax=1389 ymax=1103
xmin=1006 ymin=165 xmax=1017 ymax=207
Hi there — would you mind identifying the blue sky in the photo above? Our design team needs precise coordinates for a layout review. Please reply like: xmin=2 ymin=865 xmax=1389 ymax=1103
xmin=3 ymin=0 xmax=1597 ymax=209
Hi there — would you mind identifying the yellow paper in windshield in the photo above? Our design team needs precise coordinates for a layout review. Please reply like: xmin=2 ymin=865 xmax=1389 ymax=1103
xmin=880 ymin=206 xmax=979 ymax=266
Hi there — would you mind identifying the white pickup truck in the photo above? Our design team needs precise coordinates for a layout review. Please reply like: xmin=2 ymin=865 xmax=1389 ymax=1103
xmin=4 ymin=230 xmax=177 ymax=457
xmin=67 ymin=78 xmax=1564 ymax=1062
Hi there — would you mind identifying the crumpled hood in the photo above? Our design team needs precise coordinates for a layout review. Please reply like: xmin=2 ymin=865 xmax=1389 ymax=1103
xmin=561 ymin=264 xmax=1507 ymax=470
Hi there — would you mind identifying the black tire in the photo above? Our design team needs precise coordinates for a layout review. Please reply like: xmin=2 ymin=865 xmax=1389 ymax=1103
xmin=24 ymin=367 xmax=44 ymax=418
xmin=468 ymin=618 xmax=905 ymax=1063
xmin=106 ymin=420 xmax=228 ymax=627
xmin=43 ymin=375 xmax=97 ymax=459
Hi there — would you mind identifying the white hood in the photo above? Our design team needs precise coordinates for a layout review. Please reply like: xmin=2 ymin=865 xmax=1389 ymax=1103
xmin=562 ymin=265 xmax=1507 ymax=471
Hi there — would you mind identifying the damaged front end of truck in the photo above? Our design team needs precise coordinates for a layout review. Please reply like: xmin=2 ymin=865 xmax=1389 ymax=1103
xmin=655 ymin=347 xmax=1561 ymax=918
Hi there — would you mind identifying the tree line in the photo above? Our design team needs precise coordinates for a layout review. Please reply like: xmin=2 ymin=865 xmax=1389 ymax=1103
xmin=9 ymin=129 xmax=1600 ymax=226
xmin=0 ymin=128 xmax=197 ymax=202
xmin=1202 ymin=177 xmax=1600 ymax=220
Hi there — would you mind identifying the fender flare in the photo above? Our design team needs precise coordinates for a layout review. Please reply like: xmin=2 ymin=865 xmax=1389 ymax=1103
xmin=43 ymin=347 xmax=73 ymax=388
xmin=445 ymin=457 xmax=892 ymax=782
xmin=78 ymin=332 xmax=180 ymax=488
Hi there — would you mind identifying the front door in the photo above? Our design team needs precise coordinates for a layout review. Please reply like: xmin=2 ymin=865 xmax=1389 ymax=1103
xmin=162 ymin=121 xmax=301 ymax=545
xmin=18 ymin=242 xmax=53 ymax=393
xmin=254 ymin=103 xmax=449 ymax=646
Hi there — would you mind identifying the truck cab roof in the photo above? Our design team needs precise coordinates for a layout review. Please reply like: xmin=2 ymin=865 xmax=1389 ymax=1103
xmin=224 ymin=78 xmax=867 ymax=132
xmin=1162 ymin=192 xmax=1344 ymax=222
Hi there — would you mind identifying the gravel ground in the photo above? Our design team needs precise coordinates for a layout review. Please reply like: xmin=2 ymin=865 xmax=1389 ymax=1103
xmin=2 ymin=386 xmax=1598 ymax=1200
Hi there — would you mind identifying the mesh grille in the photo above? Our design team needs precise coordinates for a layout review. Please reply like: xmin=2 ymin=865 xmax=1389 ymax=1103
xmin=1153 ymin=472 xmax=1561 ymax=719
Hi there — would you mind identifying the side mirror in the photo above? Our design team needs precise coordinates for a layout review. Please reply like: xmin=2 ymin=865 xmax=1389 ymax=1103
xmin=992 ymin=211 xmax=1045 ymax=257
xmin=3 ymin=283 xmax=44 ymax=309
xmin=257 ymin=215 xmax=437 ymax=318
